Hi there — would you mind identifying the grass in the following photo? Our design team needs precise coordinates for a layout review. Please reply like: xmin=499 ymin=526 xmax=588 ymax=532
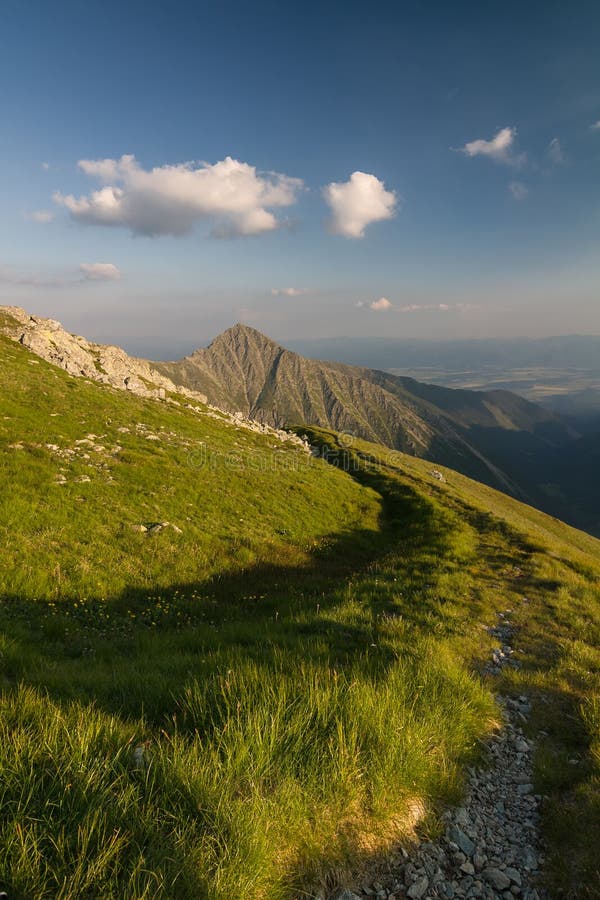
xmin=0 ymin=336 xmax=599 ymax=897
xmin=303 ymin=429 xmax=600 ymax=898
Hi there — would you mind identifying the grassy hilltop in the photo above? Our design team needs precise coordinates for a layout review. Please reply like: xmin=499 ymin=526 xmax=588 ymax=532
xmin=1 ymin=328 xmax=600 ymax=898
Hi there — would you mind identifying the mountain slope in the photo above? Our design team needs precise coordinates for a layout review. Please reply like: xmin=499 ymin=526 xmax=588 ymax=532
xmin=540 ymin=429 xmax=600 ymax=536
xmin=1 ymin=331 xmax=600 ymax=897
xmin=0 ymin=305 xmax=209 ymax=404
xmin=2 ymin=332 xmax=600 ymax=897
xmin=156 ymin=323 xmax=577 ymax=507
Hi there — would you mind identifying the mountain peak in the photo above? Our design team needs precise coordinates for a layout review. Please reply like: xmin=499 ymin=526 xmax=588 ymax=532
xmin=218 ymin=322 xmax=280 ymax=340
xmin=201 ymin=323 xmax=284 ymax=355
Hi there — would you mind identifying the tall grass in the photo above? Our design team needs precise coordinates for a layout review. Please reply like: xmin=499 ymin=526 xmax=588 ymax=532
xmin=0 ymin=646 xmax=493 ymax=899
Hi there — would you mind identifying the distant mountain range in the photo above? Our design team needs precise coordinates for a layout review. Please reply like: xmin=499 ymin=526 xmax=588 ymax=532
xmin=285 ymin=334 xmax=600 ymax=371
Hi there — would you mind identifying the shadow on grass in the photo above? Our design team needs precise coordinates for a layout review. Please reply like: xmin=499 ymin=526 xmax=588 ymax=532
xmin=0 ymin=448 xmax=471 ymax=898
xmin=0 ymin=440 xmax=455 ymax=721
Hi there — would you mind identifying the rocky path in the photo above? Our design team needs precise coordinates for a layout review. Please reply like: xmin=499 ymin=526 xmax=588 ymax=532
xmin=337 ymin=609 xmax=547 ymax=900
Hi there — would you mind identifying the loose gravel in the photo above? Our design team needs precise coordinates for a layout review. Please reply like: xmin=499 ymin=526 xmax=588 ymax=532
xmin=333 ymin=608 xmax=548 ymax=900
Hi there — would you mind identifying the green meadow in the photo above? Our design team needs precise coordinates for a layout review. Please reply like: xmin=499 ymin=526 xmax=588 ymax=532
xmin=0 ymin=332 xmax=599 ymax=898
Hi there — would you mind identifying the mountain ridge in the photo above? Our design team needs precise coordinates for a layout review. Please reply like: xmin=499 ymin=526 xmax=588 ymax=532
xmin=155 ymin=322 xmax=578 ymax=508
xmin=2 ymin=309 xmax=596 ymax=533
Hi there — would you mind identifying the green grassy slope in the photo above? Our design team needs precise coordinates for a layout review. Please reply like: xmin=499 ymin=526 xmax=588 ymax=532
xmin=1 ymin=335 xmax=599 ymax=898
xmin=0 ymin=333 xmax=379 ymax=601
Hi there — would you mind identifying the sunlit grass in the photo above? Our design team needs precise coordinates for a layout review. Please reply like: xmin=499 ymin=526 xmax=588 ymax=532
xmin=0 ymin=339 xmax=599 ymax=897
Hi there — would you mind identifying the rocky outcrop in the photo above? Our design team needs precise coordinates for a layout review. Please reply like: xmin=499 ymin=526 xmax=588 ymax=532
xmin=0 ymin=307 xmax=309 ymax=451
xmin=0 ymin=305 xmax=206 ymax=403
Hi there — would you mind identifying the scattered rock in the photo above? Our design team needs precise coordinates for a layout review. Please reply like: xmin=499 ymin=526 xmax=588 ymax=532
xmin=147 ymin=522 xmax=169 ymax=535
xmin=448 ymin=826 xmax=475 ymax=857
xmin=132 ymin=743 xmax=150 ymax=770
xmin=358 ymin=607 xmax=546 ymax=900
xmin=482 ymin=867 xmax=511 ymax=891
xmin=407 ymin=875 xmax=429 ymax=898
xmin=143 ymin=521 xmax=182 ymax=535
xmin=505 ymin=867 xmax=522 ymax=886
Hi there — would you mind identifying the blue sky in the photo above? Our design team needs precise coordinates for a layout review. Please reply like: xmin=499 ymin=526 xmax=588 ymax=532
xmin=0 ymin=0 xmax=599 ymax=355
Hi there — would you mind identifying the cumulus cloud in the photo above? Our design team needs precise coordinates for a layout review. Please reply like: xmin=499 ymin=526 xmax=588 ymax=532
xmin=79 ymin=262 xmax=121 ymax=281
xmin=41 ymin=162 xmax=50 ymax=170
xmin=54 ymin=154 xmax=303 ymax=238
xmin=270 ymin=287 xmax=308 ymax=297
xmin=323 ymin=171 xmax=397 ymax=238
xmin=547 ymin=137 xmax=565 ymax=165
xmin=27 ymin=210 xmax=54 ymax=223
xmin=591 ymin=120 xmax=600 ymax=131
xmin=508 ymin=181 xmax=528 ymax=200
xmin=459 ymin=127 xmax=524 ymax=166
xmin=370 ymin=297 xmax=392 ymax=311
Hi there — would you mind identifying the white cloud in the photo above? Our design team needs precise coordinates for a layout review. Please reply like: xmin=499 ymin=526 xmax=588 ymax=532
xmin=370 ymin=297 xmax=392 ymax=311
xmin=358 ymin=299 xmax=480 ymax=314
xmin=41 ymin=162 xmax=50 ymax=171
xmin=399 ymin=303 xmax=450 ymax=313
xmin=28 ymin=210 xmax=54 ymax=223
xmin=270 ymin=287 xmax=308 ymax=297
xmin=547 ymin=137 xmax=565 ymax=165
xmin=591 ymin=120 xmax=600 ymax=131
xmin=323 ymin=171 xmax=397 ymax=238
xmin=459 ymin=126 xmax=524 ymax=166
xmin=79 ymin=262 xmax=121 ymax=281
xmin=54 ymin=154 xmax=303 ymax=238
xmin=508 ymin=181 xmax=528 ymax=200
